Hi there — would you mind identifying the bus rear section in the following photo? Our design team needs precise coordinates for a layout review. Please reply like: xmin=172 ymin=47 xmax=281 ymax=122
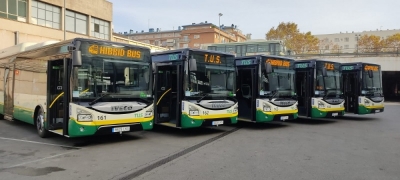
xmin=341 ymin=62 xmax=384 ymax=114
xmin=294 ymin=60 xmax=345 ymax=118
xmin=151 ymin=49 xmax=238 ymax=128
xmin=0 ymin=38 xmax=154 ymax=138
xmin=235 ymin=55 xmax=298 ymax=123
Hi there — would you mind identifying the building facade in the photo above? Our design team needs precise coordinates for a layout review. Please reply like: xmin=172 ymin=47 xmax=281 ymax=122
xmin=121 ymin=22 xmax=248 ymax=50
xmin=0 ymin=0 xmax=112 ymax=50
xmin=314 ymin=29 xmax=400 ymax=53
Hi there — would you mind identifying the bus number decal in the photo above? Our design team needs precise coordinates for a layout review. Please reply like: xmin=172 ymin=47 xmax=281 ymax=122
xmin=98 ymin=115 xmax=106 ymax=120
xmin=203 ymin=111 xmax=209 ymax=115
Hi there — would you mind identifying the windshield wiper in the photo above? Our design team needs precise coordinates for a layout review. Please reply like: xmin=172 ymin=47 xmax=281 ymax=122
xmin=89 ymin=93 xmax=110 ymax=106
xmin=269 ymin=90 xmax=279 ymax=100
xmin=197 ymin=93 xmax=209 ymax=103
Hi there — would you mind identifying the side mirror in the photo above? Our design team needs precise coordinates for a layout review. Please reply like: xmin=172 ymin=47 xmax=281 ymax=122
xmin=144 ymin=68 xmax=149 ymax=83
xmin=264 ymin=62 xmax=272 ymax=73
xmin=124 ymin=67 xmax=131 ymax=85
xmin=152 ymin=63 xmax=156 ymax=73
xmin=322 ymin=68 xmax=327 ymax=77
xmin=189 ymin=58 xmax=197 ymax=71
xmin=72 ymin=50 xmax=82 ymax=67
xmin=368 ymin=70 xmax=373 ymax=78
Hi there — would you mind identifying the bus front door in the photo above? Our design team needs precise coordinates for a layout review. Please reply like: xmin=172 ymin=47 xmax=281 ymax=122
xmin=47 ymin=60 xmax=65 ymax=133
xmin=343 ymin=71 xmax=359 ymax=113
xmin=295 ymin=69 xmax=312 ymax=117
xmin=237 ymin=66 xmax=257 ymax=122
xmin=154 ymin=64 xmax=182 ymax=127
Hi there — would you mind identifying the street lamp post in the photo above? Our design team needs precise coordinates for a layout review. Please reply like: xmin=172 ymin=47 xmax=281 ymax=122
xmin=218 ymin=13 xmax=223 ymax=43
xmin=63 ymin=0 xmax=66 ymax=40
xmin=355 ymin=34 xmax=360 ymax=55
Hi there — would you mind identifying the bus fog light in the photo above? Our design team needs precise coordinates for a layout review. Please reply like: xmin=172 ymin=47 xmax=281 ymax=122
xmin=80 ymin=127 xmax=84 ymax=132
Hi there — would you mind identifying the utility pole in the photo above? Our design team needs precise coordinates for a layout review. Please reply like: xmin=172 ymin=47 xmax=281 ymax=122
xmin=218 ymin=13 xmax=223 ymax=43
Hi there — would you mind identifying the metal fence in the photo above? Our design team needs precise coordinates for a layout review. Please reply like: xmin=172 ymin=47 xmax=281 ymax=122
xmin=286 ymin=47 xmax=400 ymax=58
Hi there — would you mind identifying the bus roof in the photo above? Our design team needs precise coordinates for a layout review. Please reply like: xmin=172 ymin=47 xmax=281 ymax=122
xmin=341 ymin=62 xmax=381 ymax=67
xmin=235 ymin=55 xmax=295 ymax=61
xmin=0 ymin=38 xmax=151 ymax=65
xmin=294 ymin=59 xmax=341 ymax=64
xmin=151 ymin=48 xmax=235 ymax=57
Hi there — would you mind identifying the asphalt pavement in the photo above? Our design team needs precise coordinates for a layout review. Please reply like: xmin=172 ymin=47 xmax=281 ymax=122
xmin=0 ymin=104 xmax=399 ymax=180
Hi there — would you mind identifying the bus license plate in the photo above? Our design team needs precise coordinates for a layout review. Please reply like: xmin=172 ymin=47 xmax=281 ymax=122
xmin=375 ymin=110 xmax=380 ymax=113
xmin=332 ymin=113 xmax=338 ymax=116
xmin=112 ymin=126 xmax=130 ymax=133
xmin=212 ymin=121 xmax=224 ymax=125
xmin=281 ymin=116 xmax=289 ymax=120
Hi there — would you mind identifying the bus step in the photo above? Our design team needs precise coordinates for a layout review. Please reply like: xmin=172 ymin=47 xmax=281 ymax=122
xmin=4 ymin=115 xmax=13 ymax=121
xmin=159 ymin=122 xmax=178 ymax=128
xmin=49 ymin=129 xmax=63 ymax=135
xmin=238 ymin=118 xmax=254 ymax=122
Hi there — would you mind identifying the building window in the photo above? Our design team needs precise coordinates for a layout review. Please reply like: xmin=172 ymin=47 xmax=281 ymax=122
xmin=91 ymin=17 xmax=109 ymax=40
xmin=0 ymin=0 xmax=27 ymax=22
xmin=325 ymin=45 xmax=329 ymax=50
xmin=194 ymin=35 xmax=200 ymax=39
xmin=182 ymin=44 xmax=188 ymax=48
xmin=194 ymin=43 xmax=200 ymax=47
xmin=334 ymin=38 xmax=339 ymax=42
xmin=344 ymin=37 xmax=349 ymax=42
xmin=344 ymin=45 xmax=349 ymax=49
xmin=31 ymin=0 xmax=60 ymax=29
xmin=66 ymin=10 xmax=87 ymax=34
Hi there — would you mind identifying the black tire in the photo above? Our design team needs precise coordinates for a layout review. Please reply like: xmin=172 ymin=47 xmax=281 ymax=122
xmin=36 ymin=108 xmax=49 ymax=138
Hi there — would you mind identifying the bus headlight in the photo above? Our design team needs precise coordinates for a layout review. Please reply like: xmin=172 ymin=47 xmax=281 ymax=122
xmin=318 ymin=102 xmax=325 ymax=109
xmin=144 ymin=107 xmax=153 ymax=118
xmin=233 ymin=104 xmax=238 ymax=113
xmin=77 ymin=108 xmax=93 ymax=122
xmin=263 ymin=103 xmax=271 ymax=112
xmin=364 ymin=99 xmax=371 ymax=106
xmin=189 ymin=105 xmax=199 ymax=116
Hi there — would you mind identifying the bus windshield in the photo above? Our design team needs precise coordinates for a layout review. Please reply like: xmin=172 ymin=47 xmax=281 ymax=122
xmin=362 ymin=70 xmax=382 ymax=95
xmin=72 ymin=57 xmax=151 ymax=100
xmin=189 ymin=65 xmax=235 ymax=97
xmin=261 ymin=69 xmax=295 ymax=98
xmin=316 ymin=70 xmax=342 ymax=97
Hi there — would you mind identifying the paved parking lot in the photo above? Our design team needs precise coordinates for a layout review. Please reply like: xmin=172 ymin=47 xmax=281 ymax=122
xmin=1 ymin=104 xmax=399 ymax=180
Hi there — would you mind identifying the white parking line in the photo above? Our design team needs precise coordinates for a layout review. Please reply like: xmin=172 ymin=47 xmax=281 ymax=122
xmin=6 ymin=150 xmax=79 ymax=168
xmin=0 ymin=136 xmax=80 ymax=149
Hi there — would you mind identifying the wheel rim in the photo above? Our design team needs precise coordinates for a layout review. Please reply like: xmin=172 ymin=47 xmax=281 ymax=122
xmin=37 ymin=110 xmax=44 ymax=132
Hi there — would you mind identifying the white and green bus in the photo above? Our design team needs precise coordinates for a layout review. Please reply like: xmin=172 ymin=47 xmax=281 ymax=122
xmin=151 ymin=48 xmax=238 ymax=128
xmin=0 ymin=38 xmax=154 ymax=138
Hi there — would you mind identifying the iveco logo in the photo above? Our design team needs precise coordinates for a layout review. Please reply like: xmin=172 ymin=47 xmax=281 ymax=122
xmin=111 ymin=106 xmax=133 ymax=112
xmin=280 ymin=101 xmax=291 ymax=105
xmin=212 ymin=104 xmax=226 ymax=108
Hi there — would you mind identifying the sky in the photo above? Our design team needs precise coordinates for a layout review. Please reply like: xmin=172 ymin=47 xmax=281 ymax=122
xmin=109 ymin=0 xmax=399 ymax=39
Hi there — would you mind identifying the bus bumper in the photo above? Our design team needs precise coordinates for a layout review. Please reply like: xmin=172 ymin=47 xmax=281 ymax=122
xmin=358 ymin=106 xmax=384 ymax=114
xmin=256 ymin=110 xmax=298 ymax=122
xmin=68 ymin=119 xmax=153 ymax=138
xmin=311 ymin=108 xmax=345 ymax=118
xmin=180 ymin=114 xmax=238 ymax=128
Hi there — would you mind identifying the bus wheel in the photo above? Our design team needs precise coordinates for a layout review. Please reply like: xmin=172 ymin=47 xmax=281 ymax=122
xmin=36 ymin=108 xmax=49 ymax=138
